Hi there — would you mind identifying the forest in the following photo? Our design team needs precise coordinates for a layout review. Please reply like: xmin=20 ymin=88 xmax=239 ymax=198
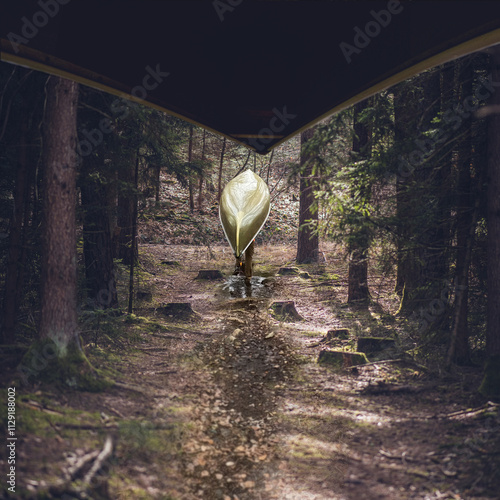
xmin=1 ymin=45 xmax=500 ymax=499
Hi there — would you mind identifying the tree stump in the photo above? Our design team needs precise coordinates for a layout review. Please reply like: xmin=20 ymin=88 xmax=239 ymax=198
xmin=270 ymin=301 xmax=303 ymax=322
xmin=327 ymin=328 xmax=350 ymax=340
xmin=277 ymin=267 xmax=300 ymax=276
xmin=357 ymin=337 xmax=396 ymax=357
xmin=196 ymin=269 xmax=223 ymax=280
xmin=159 ymin=302 xmax=198 ymax=321
xmin=318 ymin=349 xmax=368 ymax=369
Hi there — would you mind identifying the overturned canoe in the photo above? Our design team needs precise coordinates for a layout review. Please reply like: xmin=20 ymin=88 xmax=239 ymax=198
xmin=219 ymin=170 xmax=271 ymax=258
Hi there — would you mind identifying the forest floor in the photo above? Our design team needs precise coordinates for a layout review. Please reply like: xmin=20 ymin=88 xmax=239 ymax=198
xmin=2 ymin=243 xmax=500 ymax=500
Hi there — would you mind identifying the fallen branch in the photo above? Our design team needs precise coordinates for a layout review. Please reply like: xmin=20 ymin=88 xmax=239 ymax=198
xmin=82 ymin=435 xmax=113 ymax=487
xmin=65 ymin=450 xmax=100 ymax=481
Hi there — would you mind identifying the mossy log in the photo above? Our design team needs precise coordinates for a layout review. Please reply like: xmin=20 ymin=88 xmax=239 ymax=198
xmin=270 ymin=301 xmax=303 ymax=322
xmin=357 ymin=337 xmax=396 ymax=354
xmin=196 ymin=269 xmax=224 ymax=280
xmin=318 ymin=349 xmax=368 ymax=369
xmin=160 ymin=302 xmax=199 ymax=321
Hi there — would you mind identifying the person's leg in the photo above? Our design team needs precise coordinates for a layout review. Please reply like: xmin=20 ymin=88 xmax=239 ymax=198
xmin=244 ymin=241 xmax=254 ymax=283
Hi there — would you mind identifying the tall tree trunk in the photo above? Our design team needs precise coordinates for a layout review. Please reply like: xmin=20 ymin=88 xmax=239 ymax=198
xmin=296 ymin=127 xmax=319 ymax=264
xmin=39 ymin=76 xmax=80 ymax=355
xmin=217 ymin=137 xmax=226 ymax=202
xmin=81 ymin=157 xmax=118 ymax=310
xmin=348 ymin=100 xmax=371 ymax=305
xmin=155 ymin=163 xmax=161 ymax=208
xmin=448 ymin=59 xmax=474 ymax=366
xmin=116 ymin=150 xmax=137 ymax=265
xmin=394 ymin=69 xmax=441 ymax=314
xmin=128 ymin=152 xmax=140 ymax=314
xmin=480 ymin=46 xmax=500 ymax=396
xmin=188 ymin=125 xmax=195 ymax=212
xmin=198 ymin=129 xmax=206 ymax=210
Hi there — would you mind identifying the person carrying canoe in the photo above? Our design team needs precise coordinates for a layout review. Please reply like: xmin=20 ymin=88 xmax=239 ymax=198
xmin=219 ymin=170 xmax=271 ymax=284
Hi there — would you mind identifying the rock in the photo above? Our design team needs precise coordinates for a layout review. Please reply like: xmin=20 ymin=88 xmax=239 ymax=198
xmin=357 ymin=337 xmax=396 ymax=356
xmin=159 ymin=302 xmax=198 ymax=321
xmin=196 ymin=269 xmax=223 ymax=280
xmin=317 ymin=349 xmax=368 ymax=369
xmin=277 ymin=267 xmax=299 ymax=276
xmin=270 ymin=301 xmax=303 ymax=322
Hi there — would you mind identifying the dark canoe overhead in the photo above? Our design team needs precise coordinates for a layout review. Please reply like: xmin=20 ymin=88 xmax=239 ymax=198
xmin=2 ymin=1 xmax=500 ymax=154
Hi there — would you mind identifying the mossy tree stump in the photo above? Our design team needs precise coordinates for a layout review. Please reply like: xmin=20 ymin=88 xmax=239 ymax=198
xmin=318 ymin=349 xmax=368 ymax=370
xmin=357 ymin=337 xmax=397 ymax=358
xmin=327 ymin=329 xmax=350 ymax=340
xmin=270 ymin=301 xmax=303 ymax=322
xmin=160 ymin=302 xmax=199 ymax=321
xmin=196 ymin=269 xmax=224 ymax=280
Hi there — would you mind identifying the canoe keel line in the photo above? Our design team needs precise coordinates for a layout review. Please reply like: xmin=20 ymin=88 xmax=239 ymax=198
xmin=219 ymin=170 xmax=271 ymax=278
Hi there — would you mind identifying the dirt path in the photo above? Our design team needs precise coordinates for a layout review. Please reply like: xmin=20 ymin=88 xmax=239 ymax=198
xmin=2 ymin=244 xmax=499 ymax=499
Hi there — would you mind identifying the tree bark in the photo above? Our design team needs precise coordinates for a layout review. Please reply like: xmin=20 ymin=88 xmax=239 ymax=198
xmin=116 ymin=149 xmax=137 ymax=265
xmin=217 ymin=137 xmax=226 ymax=202
xmin=39 ymin=76 xmax=80 ymax=355
xmin=296 ymin=127 xmax=319 ymax=264
xmin=188 ymin=125 xmax=195 ymax=212
xmin=198 ymin=129 xmax=206 ymax=210
xmin=347 ymin=100 xmax=371 ymax=305
xmin=448 ymin=59 xmax=474 ymax=365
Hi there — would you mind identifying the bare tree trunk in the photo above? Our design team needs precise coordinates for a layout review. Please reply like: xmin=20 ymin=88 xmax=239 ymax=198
xmin=128 ymin=152 xmax=140 ymax=314
xmin=188 ymin=125 xmax=195 ymax=212
xmin=217 ymin=137 xmax=226 ymax=202
xmin=39 ymin=76 xmax=80 ymax=355
xmin=347 ymin=100 xmax=371 ymax=305
xmin=198 ymin=129 xmax=206 ymax=210
xmin=448 ymin=60 xmax=474 ymax=366
xmin=296 ymin=128 xmax=319 ymax=264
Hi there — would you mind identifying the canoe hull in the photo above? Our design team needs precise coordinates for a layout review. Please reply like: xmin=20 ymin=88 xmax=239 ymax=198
xmin=219 ymin=170 xmax=271 ymax=258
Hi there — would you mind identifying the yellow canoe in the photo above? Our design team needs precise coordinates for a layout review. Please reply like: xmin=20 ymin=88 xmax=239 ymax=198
xmin=219 ymin=170 xmax=271 ymax=258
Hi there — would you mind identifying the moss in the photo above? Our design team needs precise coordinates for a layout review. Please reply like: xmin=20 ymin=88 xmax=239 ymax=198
xmin=479 ymin=354 xmax=500 ymax=398
xmin=17 ymin=339 xmax=112 ymax=392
